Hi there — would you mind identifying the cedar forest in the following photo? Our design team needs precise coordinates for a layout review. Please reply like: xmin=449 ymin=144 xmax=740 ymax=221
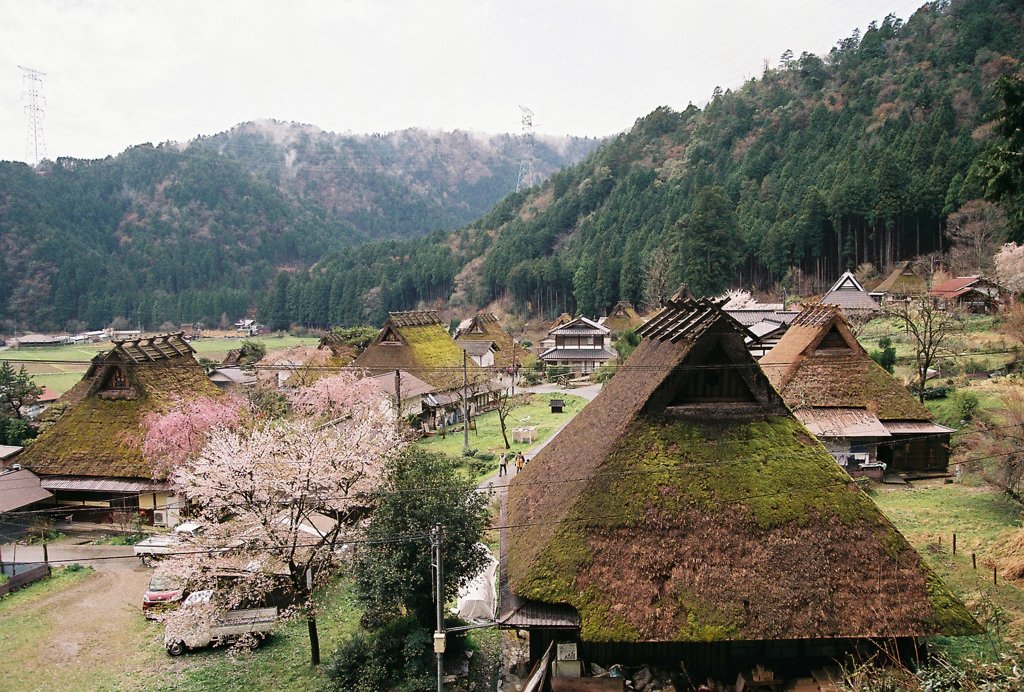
xmin=1 ymin=0 xmax=1023 ymax=333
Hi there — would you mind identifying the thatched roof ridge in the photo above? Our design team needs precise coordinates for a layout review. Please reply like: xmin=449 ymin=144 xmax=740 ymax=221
xmin=761 ymin=307 xmax=931 ymax=420
xmin=455 ymin=311 xmax=525 ymax=368
xmin=387 ymin=310 xmax=443 ymax=328
xmin=505 ymin=301 xmax=976 ymax=642
xmin=19 ymin=340 xmax=222 ymax=480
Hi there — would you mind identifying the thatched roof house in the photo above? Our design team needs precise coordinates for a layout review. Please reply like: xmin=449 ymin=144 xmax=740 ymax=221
xmin=599 ymin=301 xmax=645 ymax=333
xmin=820 ymin=272 xmax=879 ymax=313
xmin=18 ymin=333 xmax=222 ymax=525
xmin=502 ymin=299 xmax=975 ymax=674
xmin=352 ymin=311 xmax=472 ymax=390
xmin=454 ymin=311 xmax=525 ymax=368
xmin=761 ymin=306 xmax=952 ymax=474
xmin=875 ymin=261 xmax=928 ymax=298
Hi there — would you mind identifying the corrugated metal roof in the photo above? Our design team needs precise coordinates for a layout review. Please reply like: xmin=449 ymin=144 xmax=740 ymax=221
xmin=794 ymin=408 xmax=891 ymax=439
xmin=724 ymin=308 xmax=799 ymax=327
xmin=539 ymin=348 xmax=616 ymax=362
xmin=459 ymin=340 xmax=498 ymax=356
xmin=882 ymin=421 xmax=956 ymax=435
xmin=0 ymin=445 xmax=23 ymax=460
xmin=0 ymin=468 xmax=53 ymax=512
xmin=41 ymin=477 xmax=171 ymax=493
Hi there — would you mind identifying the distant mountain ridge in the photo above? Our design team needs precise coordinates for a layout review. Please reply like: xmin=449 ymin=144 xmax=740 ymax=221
xmin=0 ymin=123 xmax=599 ymax=331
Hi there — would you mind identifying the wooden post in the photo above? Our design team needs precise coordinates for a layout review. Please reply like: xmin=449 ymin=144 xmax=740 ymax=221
xmin=952 ymin=533 xmax=956 ymax=555
xmin=972 ymin=553 xmax=977 ymax=570
xmin=994 ymin=567 xmax=998 ymax=586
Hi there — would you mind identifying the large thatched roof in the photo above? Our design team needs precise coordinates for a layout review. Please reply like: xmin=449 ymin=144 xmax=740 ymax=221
xmin=454 ymin=311 xmax=523 ymax=368
xmin=352 ymin=310 xmax=468 ymax=390
xmin=19 ymin=334 xmax=222 ymax=480
xmin=504 ymin=299 xmax=976 ymax=643
xmin=875 ymin=261 xmax=928 ymax=296
xmin=600 ymin=301 xmax=645 ymax=333
xmin=760 ymin=305 xmax=931 ymax=421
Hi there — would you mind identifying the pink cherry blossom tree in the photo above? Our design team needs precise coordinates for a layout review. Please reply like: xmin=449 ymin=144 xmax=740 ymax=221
xmin=164 ymin=378 xmax=403 ymax=665
xmin=142 ymin=396 xmax=246 ymax=476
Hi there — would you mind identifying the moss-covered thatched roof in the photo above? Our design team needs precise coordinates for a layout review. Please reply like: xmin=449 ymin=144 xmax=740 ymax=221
xmin=601 ymin=301 xmax=645 ymax=333
xmin=352 ymin=310 xmax=469 ymax=390
xmin=454 ymin=311 xmax=531 ymax=368
xmin=505 ymin=299 xmax=977 ymax=643
xmin=875 ymin=261 xmax=928 ymax=296
xmin=20 ymin=334 xmax=222 ymax=480
xmin=760 ymin=306 xmax=931 ymax=421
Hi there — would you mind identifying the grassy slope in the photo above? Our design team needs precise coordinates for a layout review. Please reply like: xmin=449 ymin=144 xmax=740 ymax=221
xmin=870 ymin=484 xmax=1024 ymax=660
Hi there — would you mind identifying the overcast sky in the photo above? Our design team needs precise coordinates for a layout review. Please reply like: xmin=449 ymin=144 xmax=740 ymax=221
xmin=0 ymin=0 xmax=926 ymax=163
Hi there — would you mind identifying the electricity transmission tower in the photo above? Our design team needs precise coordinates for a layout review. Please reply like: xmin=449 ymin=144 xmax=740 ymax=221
xmin=515 ymin=105 xmax=536 ymax=193
xmin=19 ymin=65 xmax=47 ymax=166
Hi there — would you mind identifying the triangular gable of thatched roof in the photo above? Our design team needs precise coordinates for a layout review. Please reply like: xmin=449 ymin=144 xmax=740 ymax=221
xmin=19 ymin=335 xmax=222 ymax=481
xmin=352 ymin=310 xmax=467 ymax=389
xmin=505 ymin=299 xmax=975 ymax=643
xmin=875 ymin=261 xmax=927 ymax=295
xmin=761 ymin=306 xmax=931 ymax=420
xmin=601 ymin=301 xmax=645 ymax=333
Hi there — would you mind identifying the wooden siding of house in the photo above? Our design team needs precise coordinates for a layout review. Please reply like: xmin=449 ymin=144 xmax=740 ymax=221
xmin=877 ymin=434 xmax=950 ymax=474
xmin=527 ymin=629 xmax=920 ymax=679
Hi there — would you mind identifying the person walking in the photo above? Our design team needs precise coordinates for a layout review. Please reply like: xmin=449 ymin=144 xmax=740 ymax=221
xmin=498 ymin=452 xmax=508 ymax=477
xmin=515 ymin=451 xmax=526 ymax=474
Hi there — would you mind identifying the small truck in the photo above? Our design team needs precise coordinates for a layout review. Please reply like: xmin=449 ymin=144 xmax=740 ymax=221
xmin=164 ymin=590 xmax=277 ymax=656
xmin=134 ymin=522 xmax=203 ymax=565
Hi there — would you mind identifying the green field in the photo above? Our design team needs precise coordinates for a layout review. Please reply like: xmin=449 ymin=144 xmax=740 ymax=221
xmin=415 ymin=392 xmax=588 ymax=481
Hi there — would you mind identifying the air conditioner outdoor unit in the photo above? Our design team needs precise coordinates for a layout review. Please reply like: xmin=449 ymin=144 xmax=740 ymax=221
xmin=153 ymin=510 xmax=167 ymax=526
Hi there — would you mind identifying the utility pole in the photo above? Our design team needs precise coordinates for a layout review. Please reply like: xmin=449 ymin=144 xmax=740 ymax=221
xmin=462 ymin=350 xmax=469 ymax=451
xmin=19 ymin=66 xmax=47 ymax=166
xmin=394 ymin=369 xmax=402 ymax=433
xmin=431 ymin=524 xmax=446 ymax=692
xmin=511 ymin=340 xmax=517 ymax=398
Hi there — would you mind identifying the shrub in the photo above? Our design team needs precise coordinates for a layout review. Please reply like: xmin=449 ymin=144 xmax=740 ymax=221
xmin=869 ymin=336 xmax=896 ymax=374
xmin=546 ymin=364 xmax=571 ymax=382
xmin=520 ymin=370 xmax=542 ymax=386
xmin=324 ymin=615 xmax=434 ymax=692
xmin=592 ymin=364 xmax=616 ymax=383
xmin=956 ymin=390 xmax=981 ymax=420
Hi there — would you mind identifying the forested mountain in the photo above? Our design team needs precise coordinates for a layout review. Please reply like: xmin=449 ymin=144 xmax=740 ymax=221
xmin=278 ymin=0 xmax=1024 ymax=328
xmin=0 ymin=124 xmax=597 ymax=331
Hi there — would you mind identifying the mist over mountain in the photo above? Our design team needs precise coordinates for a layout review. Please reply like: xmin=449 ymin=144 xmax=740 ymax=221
xmin=277 ymin=0 xmax=1022 ymax=328
xmin=0 ymin=123 xmax=598 ymax=331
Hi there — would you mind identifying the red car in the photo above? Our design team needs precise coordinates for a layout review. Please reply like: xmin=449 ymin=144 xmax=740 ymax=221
xmin=142 ymin=573 xmax=185 ymax=618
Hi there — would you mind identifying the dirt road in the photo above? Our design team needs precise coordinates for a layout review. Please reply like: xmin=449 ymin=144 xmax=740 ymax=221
xmin=0 ymin=539 xmax=161 ymax=690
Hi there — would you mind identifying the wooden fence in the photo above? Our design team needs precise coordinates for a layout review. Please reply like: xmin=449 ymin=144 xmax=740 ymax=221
xmin=0 ymin=562 xmax=51 ymax=597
